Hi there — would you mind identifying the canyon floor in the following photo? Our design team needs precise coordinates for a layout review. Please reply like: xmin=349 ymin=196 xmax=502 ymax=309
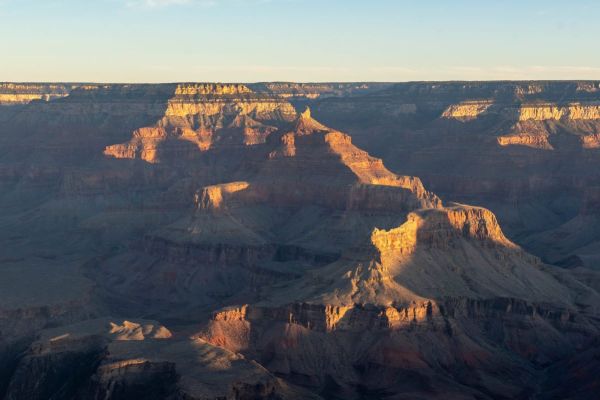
xmin=1 ymin=82 xmax=600 ymax=399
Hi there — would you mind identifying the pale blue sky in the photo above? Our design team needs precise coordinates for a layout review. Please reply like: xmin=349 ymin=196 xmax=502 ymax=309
xmin=1 ymin=0 xmax=599 ymax=82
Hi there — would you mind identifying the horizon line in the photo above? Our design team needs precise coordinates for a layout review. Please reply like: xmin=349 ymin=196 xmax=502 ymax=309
xmin=3 ymin=79 xmax=600 ymax=85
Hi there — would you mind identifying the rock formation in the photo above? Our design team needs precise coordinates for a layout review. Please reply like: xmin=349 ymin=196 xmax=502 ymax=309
xmin=308 ymin=80 xmax=600 ymax=270
xmin=104 ymin=84 xmax=296 ymax=163
xmin=3 ymin=318 xmax=312 ymax=399
xmin=1 ymin=81 xmax=600 ymax=399
xmin=0 ymin=83 xmax=72 ymax=105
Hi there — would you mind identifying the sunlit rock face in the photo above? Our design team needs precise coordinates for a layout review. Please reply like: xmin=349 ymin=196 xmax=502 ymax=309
xmin=2 ymin=81 xmax=600 ymax=399
xmin=308 ymin=80 xmax=600 ymax=269
xmin=517 ymin=103 xmax=600 ymax=121
xmin=442 ymin=100 xmax=494 ymax=120
xmin=104 ymin=83 xmax=297 ymax=163
xmin=0 ymin=83 xmax=72 ymax=105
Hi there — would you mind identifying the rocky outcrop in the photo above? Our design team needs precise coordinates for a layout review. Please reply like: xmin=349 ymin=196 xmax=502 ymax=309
xmin=260 ymin=108 xmax=441 ymax=210
xmin=195 ymin=181 xmax=251 ymax=210
xmin=0 ymin=83 xmax=72 ymax=105
xmin=581 ymin=132 xmax=600 ymax=148
xmin=175 ymin=83 xmax=252 ymax=96
xmin=518 ymin=103 xmax=600 ymax=121
xmin=201 ymin=293 xmax=593 ymax=398
xmin=122 ymin=107 xmax=442 ymax=221
xmin=441 ymin=100 xmax=493 ymax=120
xmin=3 ymin=319 xmax=306 ymax=400
xmin=3 ymin=319 xmax=171 ymax=400
xmin=497 ymin=133 xmax=553 ymax=149
xmin=361 ymin=205 xmax=519 ymax=266
xmin=104 ymin=84 xmax=297 ymax=163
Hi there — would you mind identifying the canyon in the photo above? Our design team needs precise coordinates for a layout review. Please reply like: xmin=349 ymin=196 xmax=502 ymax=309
xmin=1 ymin=81 xmax=600 ymax=399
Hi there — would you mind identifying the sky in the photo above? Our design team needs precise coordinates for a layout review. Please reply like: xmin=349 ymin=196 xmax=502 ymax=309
xmin=1 ymin=0 xmax=600 ymax=82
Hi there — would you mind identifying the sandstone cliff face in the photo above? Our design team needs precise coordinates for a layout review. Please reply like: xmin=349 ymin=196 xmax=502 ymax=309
xmin=442 ymin=100 xmax=600 ymax=149
xmin=196 ymin=181 xmax=252 ymax=210
xmin=104 ymin=84 xmax=297 ymax=163
xmin=255 ymin=108 xmax=441 ymax=210
xmin=202 ymin=295 xmax=593 ymax=398
xmin=497 ymin=133 xmax=554 ymax=149
xmin=371 ymin=205 xmax=516 ymax=256
xmin=518 ymin=103 xmax=600 ymax=121
xmin=441 ymin=100 xmax=493 ymax=120
xmin=580 ymin=132 xmax=600 ymax=148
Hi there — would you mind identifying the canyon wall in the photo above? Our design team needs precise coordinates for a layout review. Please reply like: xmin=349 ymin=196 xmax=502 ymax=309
xmin=307 ymin=81 xmax=600 ymax=268
xmin=1 ymin=81 xmax=600 ymax=399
